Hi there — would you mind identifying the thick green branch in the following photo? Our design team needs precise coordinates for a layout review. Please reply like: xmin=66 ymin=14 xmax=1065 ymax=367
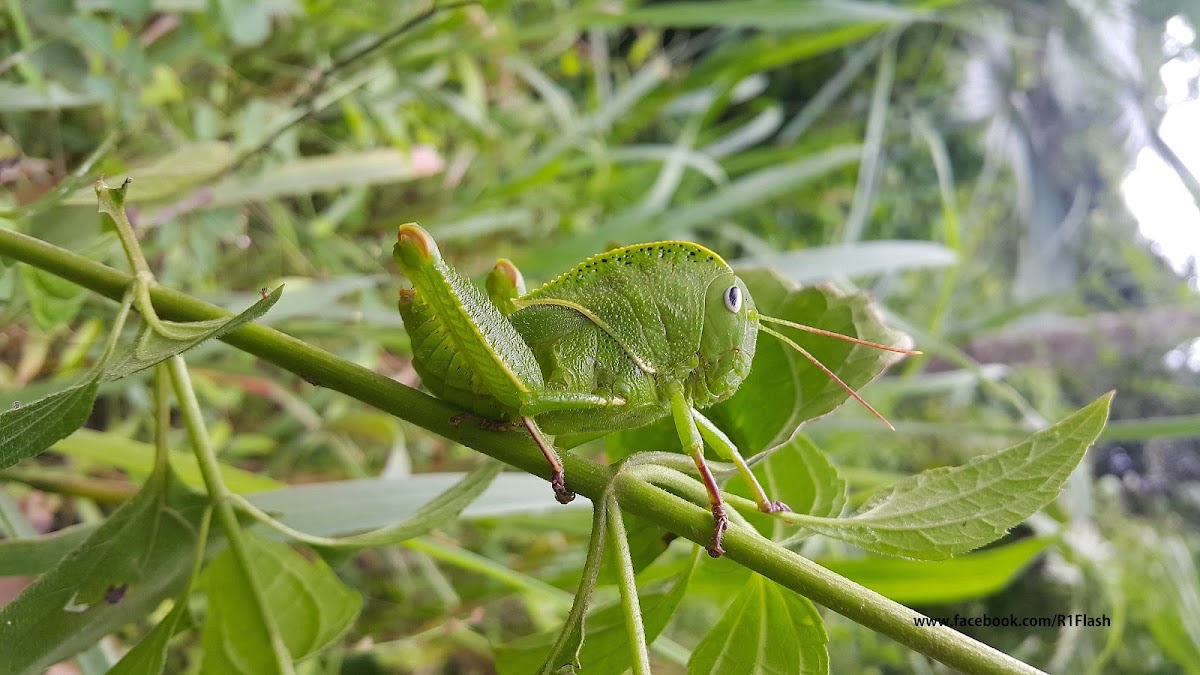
xmin=0 ymin=228 xmax=1039 ymax=675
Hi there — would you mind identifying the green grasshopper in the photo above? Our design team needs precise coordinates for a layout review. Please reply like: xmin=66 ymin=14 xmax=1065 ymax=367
xmin=393 ymin=223 xmax=916 ymax=556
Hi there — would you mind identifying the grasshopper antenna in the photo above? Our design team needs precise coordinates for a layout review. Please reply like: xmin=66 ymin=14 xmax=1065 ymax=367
xmin=758 ymin=315 xmax=923 ymax=355
xmin=756 ymin=315 xmax=921 ymax=431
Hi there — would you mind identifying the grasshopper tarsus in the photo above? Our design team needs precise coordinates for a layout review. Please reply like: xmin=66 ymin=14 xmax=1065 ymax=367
xmin=551 ymin=471 xmax=575 ymax=504
xmin=707 ymin=504 xmax=730 ymax=558
xmin=449 ymin=411 xmax=520 ymax=432
xmin=761 ymin=500 xmax=791 ymax=514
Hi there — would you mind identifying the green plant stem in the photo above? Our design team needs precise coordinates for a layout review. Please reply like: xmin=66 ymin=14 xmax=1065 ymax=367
xmin=153 ymin=364 xmax=170 ymax=476
xmin=542 ymin=498 xmax=608 ymax=674
xmin=3 ymin=0 xmax=44 ymax=88
xmin=98 ymin=184 xmax=153 ymax=278
xmin=0 ymin=467 xmax=137 ymax=503
xmin=404 ymin=537 xmax=573 ymax=608
xmin=606 ymin=496 xmax=651 ymax=675
xmin=101 ymin=179 xmax=295 ymax=671
xmin=167 ymin=357 xmax=296 ymax=675
xmin=0 ymin=228 xmax=1041 ymax=675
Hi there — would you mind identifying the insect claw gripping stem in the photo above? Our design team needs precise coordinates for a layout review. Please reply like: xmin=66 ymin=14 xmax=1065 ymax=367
xmin=448 ymin=411 xmax=521 ymax=432
xmin=762 ymin=500 xmax=791 ymax=514
xmin=551 ymin=470 xmax=574 ymax=504
xmin=709 ymin=504 xmax=730 ymax=558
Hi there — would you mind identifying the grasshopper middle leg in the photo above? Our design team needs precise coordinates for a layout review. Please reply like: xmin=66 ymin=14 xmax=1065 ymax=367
xmin=692 ymin=409 xmax=791 ymax=515
xmin=668 ymin=384 xmax=730 ymax=557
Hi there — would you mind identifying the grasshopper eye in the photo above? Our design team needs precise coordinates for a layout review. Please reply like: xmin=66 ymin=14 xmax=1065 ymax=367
xmin=724 ymin=285 xmax=742 ymax=313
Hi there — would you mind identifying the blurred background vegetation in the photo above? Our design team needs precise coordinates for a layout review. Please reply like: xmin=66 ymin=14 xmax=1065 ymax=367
xmin=3 ymin=0 xmax=1200 ymax=672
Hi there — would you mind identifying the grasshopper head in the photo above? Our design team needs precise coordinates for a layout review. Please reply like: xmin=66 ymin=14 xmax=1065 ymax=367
xmin=698 ymin=273 xmax=758 ymax=400
xmin=700 ymin=272 xmax=923 ymax=428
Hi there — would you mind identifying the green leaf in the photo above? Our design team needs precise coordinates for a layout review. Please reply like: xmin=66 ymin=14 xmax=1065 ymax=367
xmin=759 ymin=436 xmax=847 ymax=542
xmin=205 ymin=149 xmax=444 ymax=207
xmin=0 ymin=523 xmax=98 ymax=576
xmin=107 ymin=589 xmax=190 ymax=675
xmin=765 ymin=437 xmax=846 ymax=521
xmin=0 ymin=377 xmax=99 ymax=470
xmin=797 ymin=393 xmax=1113 ymax=559
xmin=54 ymin=429 xmax=282 ymax=493
xmin=0 ymin=83 xmax=103 ymax=111
xmin=495 ymin=553 xmax=698 ymax=674
xmin=594 ymin=0 xmax=933 ymax=29
xmin=64 ymin=143 xmax=236 ymax=205
xmin=817 ymin=537 xmax=1051 ymax=604
xmin=102 ymin=286 xmax=283 ymax=382
xmin=688 ymin=574 xmax=828 ymax=675
xmin=19 ymin=264 xmax=88 ymax=330
xmin=0 ymin=286 xmax=279 ymax=473
xmin=196 ymin=532 xmax=362 ymax=673
xmin=0 ymin=468 xmax=209 ymax=673
xmin=244 ymin=463 xmax=566 ymax=538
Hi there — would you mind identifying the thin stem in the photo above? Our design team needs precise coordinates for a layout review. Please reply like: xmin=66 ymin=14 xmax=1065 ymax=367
xmin=0 ymin=227 xmax=1041 ymax=675
xmin=541 ymin=498 xmax=608 ymax=674
xmin=623 ymin=463 xmax=756 ymax=533
xmin=606 ymin=496 xmax=651 ymax=675
xmin=94 ymin=288 xmax=136 ymax=368
xmin=3 ymin=0 xmax=44 ymax=87
xmin=98 ymin=180 xmax=153 ymax=277
xmin=153 ymin=364 xmax=170 ymax=476
xmin=168 ymin=357 xmax=296 ymax=674
xmin=0 ymin=467 xmax=137 ymax=503
xmin=187 ymin=507 xmax=215 ymax=586
xmin=404 ymin=537 xmax=573 ymax=609
xmin=229 ymin=491 xmax=391 ymax=549
xmin=100 ymin=177 xmax=293 ymax=670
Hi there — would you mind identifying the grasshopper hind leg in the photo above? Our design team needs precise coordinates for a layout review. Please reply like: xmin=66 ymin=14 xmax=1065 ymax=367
xmin=522 ymin=416 xmax=575 ymax=504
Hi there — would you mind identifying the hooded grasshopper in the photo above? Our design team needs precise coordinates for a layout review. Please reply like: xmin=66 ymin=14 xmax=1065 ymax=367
xmin=393 ymin=223 xmax=916 ymax=556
